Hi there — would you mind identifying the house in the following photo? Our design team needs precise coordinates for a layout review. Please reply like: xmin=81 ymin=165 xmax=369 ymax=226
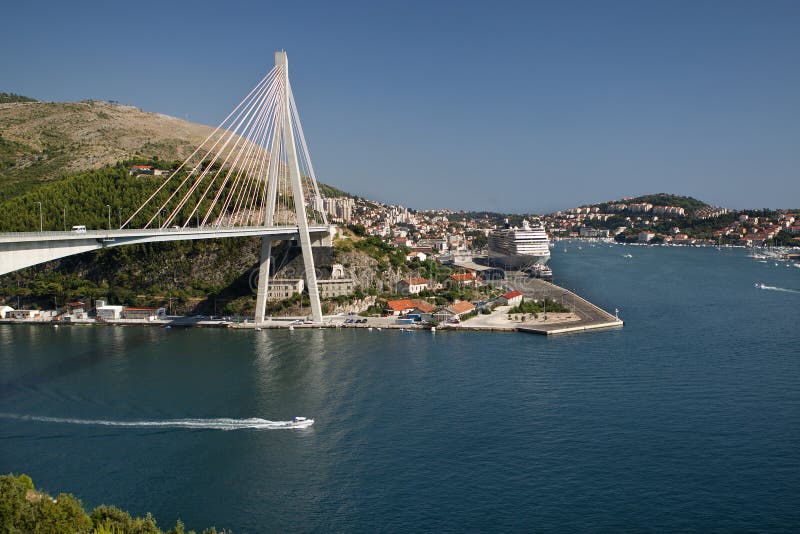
xmin=396 ymin=277 xmax=428 ymax=294
xmin=408 ymin=301 xmax=435 ymax=315
xmin=406 ymin=251 xmax=427 ymax=262
xmin=65 ymin=301 xmax=89 ymax=320
xmin=67 ymin=301 xmax=85 ymax=312
xmin=0 ymin=305 xmax=13 ymax=319
xmin=499 ymin=290 xmax=523 ymax=307
xmin=433 ymin=301 xmax=476 ymax=323
xmin=386 ymin=299 xmax=435 ymax=316
xmin=447 ymin=272 xmax=481 ymax=288
xmin=129 ymin=165 xmax=155 ymax=176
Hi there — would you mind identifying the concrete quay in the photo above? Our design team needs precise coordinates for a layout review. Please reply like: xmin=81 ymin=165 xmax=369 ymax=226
xmin=503 ymin=272 xmax=624 ymax=336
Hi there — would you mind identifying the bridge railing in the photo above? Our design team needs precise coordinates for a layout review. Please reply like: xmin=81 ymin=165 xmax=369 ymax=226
xmin=0 ymin=224 xmax=330 ymax=239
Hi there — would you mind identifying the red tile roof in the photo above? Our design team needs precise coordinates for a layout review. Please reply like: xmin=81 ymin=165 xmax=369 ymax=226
xmin=447 ymin=301 xmax=475 ymax=314
xmin=386 ymin=299 xmax=435 ymax=313
xmin=503 ymin=290 xmax=522 ymax=299
xmin=450 ymin=273 xmax=477 ymax=281
xmin=403 ymin=277 xmax=427 ymax=285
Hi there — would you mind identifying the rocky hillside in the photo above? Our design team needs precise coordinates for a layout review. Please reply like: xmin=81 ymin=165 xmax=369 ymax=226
xmin=0 ymin=99 xmax=216 ymax=195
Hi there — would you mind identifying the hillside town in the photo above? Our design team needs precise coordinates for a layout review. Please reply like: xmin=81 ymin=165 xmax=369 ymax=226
xmin=2 ymin=190 xmax=798 ymax=327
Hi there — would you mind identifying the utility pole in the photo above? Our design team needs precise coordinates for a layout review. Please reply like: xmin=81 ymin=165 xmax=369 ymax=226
xmin=106 ymin=205 xmax=111 ymax=237
xmin=36 ymin=201 xmax=43 ymax=232
xmin=63 ymin=206 xmax=67 ymax=232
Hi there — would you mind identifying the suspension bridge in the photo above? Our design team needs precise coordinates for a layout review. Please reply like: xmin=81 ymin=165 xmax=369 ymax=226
xmin=0 ymin=51 xmax=333 ymax=323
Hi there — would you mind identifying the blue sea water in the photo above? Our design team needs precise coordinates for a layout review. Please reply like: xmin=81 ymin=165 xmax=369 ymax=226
xmin=1 ymin=244 xmax=799 ymax=532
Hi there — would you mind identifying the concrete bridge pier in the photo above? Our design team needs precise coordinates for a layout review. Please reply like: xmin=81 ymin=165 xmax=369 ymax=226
xmin=254 ymin=237 xmax=273 ymax=324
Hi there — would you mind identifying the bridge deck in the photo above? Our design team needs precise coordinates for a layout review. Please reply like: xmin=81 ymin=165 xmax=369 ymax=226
xmin=0 ymin=225 xmax=331 ymax=243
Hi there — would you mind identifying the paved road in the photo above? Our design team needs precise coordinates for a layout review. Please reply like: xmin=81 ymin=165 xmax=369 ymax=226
xmin=503 ymin=272 xmax=621 ymax=333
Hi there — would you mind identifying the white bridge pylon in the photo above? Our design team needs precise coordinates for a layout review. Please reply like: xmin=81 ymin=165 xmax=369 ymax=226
xmin=124 ymin=50 xmax=327 ymax=323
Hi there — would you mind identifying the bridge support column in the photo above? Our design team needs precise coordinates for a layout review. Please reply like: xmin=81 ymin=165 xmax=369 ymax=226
xmin=254 ymin=237 xmax=272 ymax=324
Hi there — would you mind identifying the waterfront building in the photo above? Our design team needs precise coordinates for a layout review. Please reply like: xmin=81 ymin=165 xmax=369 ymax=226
xmin=96 ymin=305 xmax=125 ymax=320
xmin=122 ymin=307 xmax=166 ymax=320
xmin=10 ymin=310 xmax=42 ymax=320
xmin=499 ymin=290 xmax=523 ymax=307
xmin=0 ymin=305 xmax=13 ymax=318
xmin=638 ymin=231 xmax=656 ymax=243
xmin=386 ymin=299 xmax=434 ymax=316
xmin=432 ymin=301 xmax=476 ymax=323
xmin=579 ymin=227 xmax=610 ymax=238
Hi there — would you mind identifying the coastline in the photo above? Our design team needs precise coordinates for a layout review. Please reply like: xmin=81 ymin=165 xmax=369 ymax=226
xmin=0 ymin=278 xmax=623 ymax=335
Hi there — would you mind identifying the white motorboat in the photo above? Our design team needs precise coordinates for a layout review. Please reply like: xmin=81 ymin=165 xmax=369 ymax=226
xmin=291 ymin=416 xmax=314 ymax=428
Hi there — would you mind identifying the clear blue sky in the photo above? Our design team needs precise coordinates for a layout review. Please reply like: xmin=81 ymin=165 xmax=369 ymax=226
xmin=3 ymin=0 xmax=799 ymax=213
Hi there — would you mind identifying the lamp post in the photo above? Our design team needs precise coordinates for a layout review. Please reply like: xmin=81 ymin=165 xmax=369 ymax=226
xmin=63 ymin=206 xmax=67 ymax=232
xmin=35 ymin=201 xmax=42 ymax=232
xmin=106 ymin=205 xmax=111 ymax=236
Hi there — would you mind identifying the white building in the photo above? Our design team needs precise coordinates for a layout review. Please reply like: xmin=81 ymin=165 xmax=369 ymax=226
xmin=96 ymin=305 xmax=124 ymax=320
xmin=638 ymin=231 xmax=656 ymax=243
xmin=397 ymin=277 xmax=428 ymax=294
xmin=0 ymin=306 xmax=13 ymax=319
xmin=406 ymin=251 xmax=427 ymax=262
xmin=499 ymin=290 xmax=523 ymax=307
xmin=10 ymin=310 xmax=40 ymax=320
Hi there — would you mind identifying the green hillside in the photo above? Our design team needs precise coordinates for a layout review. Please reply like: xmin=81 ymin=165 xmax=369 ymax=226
xmin=0 ymin=160 xmax=355 ymax=314
xmin=603 ymin=193 xmax=709 ymax=212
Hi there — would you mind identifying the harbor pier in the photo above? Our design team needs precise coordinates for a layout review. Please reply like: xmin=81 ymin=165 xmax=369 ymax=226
xmin=504 ymin=272 xmax=624 ymax=335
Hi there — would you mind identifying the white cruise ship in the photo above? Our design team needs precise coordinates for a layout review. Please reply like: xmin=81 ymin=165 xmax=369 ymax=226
xmin=488 ymin=219 xmax=551 ymax=271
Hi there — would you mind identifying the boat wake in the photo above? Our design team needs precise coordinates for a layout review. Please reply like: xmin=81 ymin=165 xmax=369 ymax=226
xmin=754 ymin=283 xmax=800 ymax=294
xmin=0 ymin=413 xmax=314 ymax=430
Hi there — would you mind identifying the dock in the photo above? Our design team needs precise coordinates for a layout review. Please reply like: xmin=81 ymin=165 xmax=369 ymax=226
xmin=504 ymin=273 xmax=624 ymax=335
